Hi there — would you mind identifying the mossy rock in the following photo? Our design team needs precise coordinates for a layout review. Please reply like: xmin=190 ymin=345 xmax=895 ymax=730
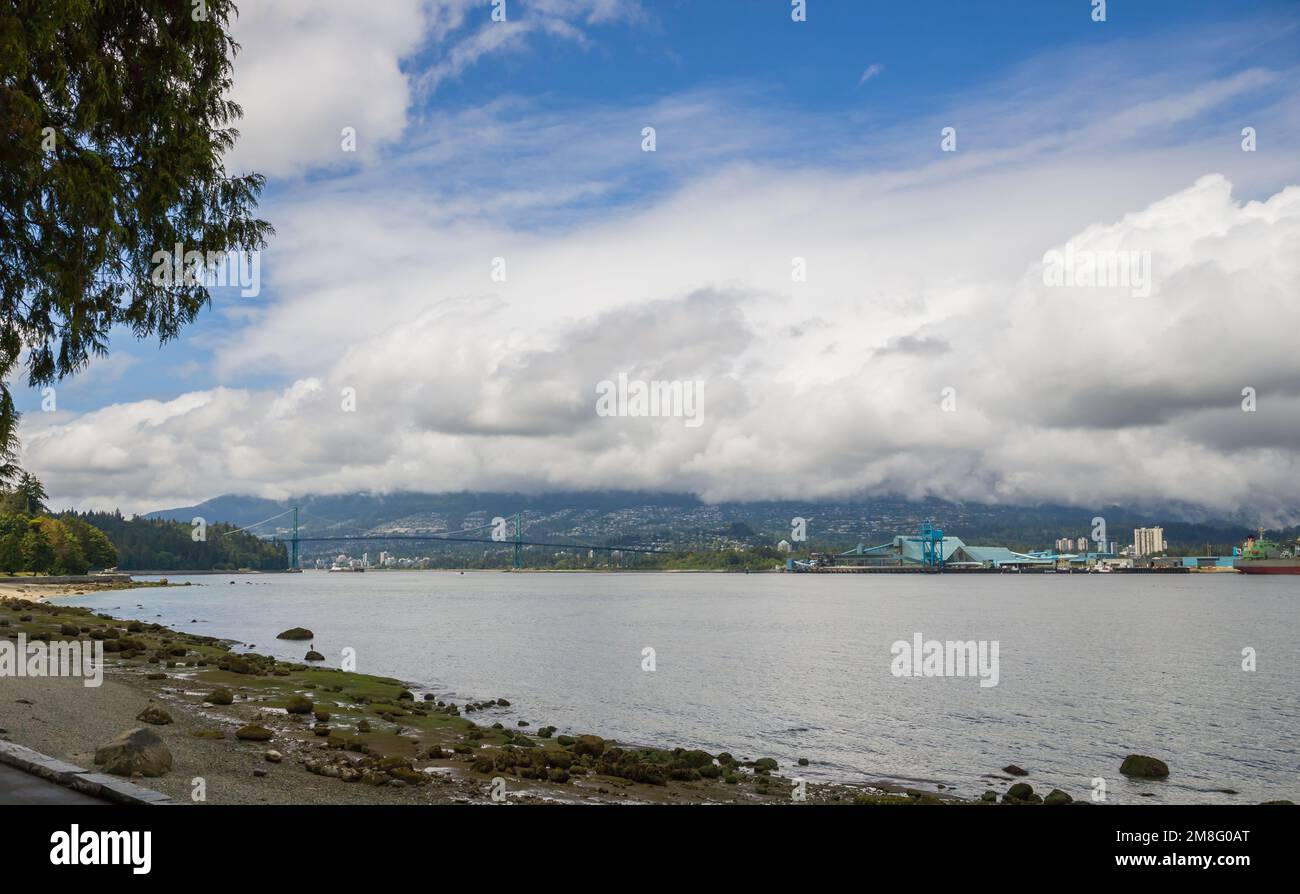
xmin=235 ymin=724 xmax=274 ymax=742
xmin=537 ymin=726 xmax=556 ymax=738
xmin=1006 ymin=782 xmax=1034 ymax=800
xmin=572 ymin=735 xmax=606 ymax=757
xmin=224 ymin=657 xmax=253 ymax=675
xmin=285 ymin=695 xmax=314 ymax=714
xmin=276 ymin=627 xmax=314 ymax=640
xmin=206 ymin=687 xmax=234 ymax=705
xmin=304 ymin=650 xmax=324 ymax=661
xmin=388 ymin=766 xmax=428 ymax=786
xmin=135 ymin=706 xmax=173 ymax=725
xmin=1120 ymin=754 xmax=1169 ymax=778
xmin=676 ymin=749 xmax=714 ymax=769
xmin=1044 ymin=789 xmax=1073 ymax=805
xmin=753 ymin=757 xmax=778 ymax=774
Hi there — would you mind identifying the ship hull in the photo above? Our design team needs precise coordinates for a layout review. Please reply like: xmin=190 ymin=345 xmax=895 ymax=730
xmin=1234 ymin=560 xmax=1300 ymax=574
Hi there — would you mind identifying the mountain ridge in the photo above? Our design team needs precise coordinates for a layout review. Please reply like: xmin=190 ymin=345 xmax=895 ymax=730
xmin=142 ymin=490 xmax=1268 ymax=559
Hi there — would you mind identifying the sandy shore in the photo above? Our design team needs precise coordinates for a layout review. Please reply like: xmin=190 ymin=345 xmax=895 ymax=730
xmin=0 ymin=579 xmax=166 ymax=603
xmin=1 ymin=593 xmax=942 ymax=806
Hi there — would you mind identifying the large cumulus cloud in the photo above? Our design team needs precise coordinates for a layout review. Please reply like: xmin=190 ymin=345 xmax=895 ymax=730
xmin=22 ymin=174 xmax=1300 ymax=521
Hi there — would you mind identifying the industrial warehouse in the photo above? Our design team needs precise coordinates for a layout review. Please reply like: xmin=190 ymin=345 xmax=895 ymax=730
xmin=786 ymin=522 xmax=1209 ymax=573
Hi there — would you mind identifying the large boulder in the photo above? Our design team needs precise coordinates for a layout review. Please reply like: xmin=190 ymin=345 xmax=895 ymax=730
xmin=235 ymin=724 xmax=274 ymax=742
xmin=1006 ymin=782 xmax=1034 ymax=801
xmin=94 ymin=728 xmax=173 ymax=778
xmin=1002 ymin=764 xmax=1028 ymax=777
xmin=1120 ymin=755 xmax=1169 ymax=778
xmin=1044 ymin=789 xmax=1073 ymax=805
xmin=276 ymin=627 xmax=314 ymax=640
xmin=304 ymin=650 xmax=324 ymax=662
xmin=285 ymin=695 xmax=313 ymax=715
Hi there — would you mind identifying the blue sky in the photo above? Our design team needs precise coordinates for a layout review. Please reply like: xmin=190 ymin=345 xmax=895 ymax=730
xmin=24 ymin=0 xmax=1298 ymax=415
xmin=20 ymin=0 xmax=1300 ymax=517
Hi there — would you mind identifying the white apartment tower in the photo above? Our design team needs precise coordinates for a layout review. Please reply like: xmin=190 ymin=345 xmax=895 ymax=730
xmin=1133 ymin=527 xmax=1167 ymax=557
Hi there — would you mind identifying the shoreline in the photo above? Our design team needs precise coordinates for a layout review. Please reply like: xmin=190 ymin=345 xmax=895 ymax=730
xmin=1 ymin=583 xmax=963 ymax=805
xmin=0 ymin=578 xmax=171 ymax=604
xmin=10 ymin=578 xmax=1254 ymax=806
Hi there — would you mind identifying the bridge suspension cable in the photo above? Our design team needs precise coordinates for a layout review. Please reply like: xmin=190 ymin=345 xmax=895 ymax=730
xmin=220 ymin=507 xmax=297 ymax=537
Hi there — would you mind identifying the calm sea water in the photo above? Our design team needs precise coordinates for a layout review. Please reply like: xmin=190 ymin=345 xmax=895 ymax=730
xmin=66 ymin=571 xmax=1298 ymax=804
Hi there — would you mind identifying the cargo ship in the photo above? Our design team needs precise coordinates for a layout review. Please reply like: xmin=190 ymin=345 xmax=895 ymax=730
xmin=1234 ymin=530 xmax=1300 ymax=574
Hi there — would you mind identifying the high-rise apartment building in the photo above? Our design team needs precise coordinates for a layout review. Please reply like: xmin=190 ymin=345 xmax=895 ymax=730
xmin=1133 ymin=527 xmax=1167 ymax=556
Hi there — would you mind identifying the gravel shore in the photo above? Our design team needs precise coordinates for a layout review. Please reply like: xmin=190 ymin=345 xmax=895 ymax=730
xmin=2 ymin=590 xmax=906 ymax=806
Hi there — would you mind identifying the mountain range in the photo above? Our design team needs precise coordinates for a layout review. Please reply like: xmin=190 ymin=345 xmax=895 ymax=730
xmin=143 ymin=491 xmax=1269 ymax=561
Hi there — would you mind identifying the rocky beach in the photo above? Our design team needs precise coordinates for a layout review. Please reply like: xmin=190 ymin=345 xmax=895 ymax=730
xmin=0 ymin=588 xmax=973 ymax=806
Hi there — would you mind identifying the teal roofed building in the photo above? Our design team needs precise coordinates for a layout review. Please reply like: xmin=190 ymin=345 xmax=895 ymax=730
xmin=837 ymin=535 xmax=1052 ymax=569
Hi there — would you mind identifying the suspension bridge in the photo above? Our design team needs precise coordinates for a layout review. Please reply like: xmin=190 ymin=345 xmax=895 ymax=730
xmin=226 ymin=508 xmax=667 ymax=570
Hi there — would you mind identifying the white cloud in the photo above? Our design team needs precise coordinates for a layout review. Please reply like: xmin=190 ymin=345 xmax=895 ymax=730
xmin=224 ymin=0 xmax=648 ymax=178
xmin=26 ymin=174 xmax=1300 ymax=521
xmin=223 ymin=0 xmax=430 ymax=177
xmin=21 ymin=21 xmax=1300 ymax=523
xmin=858 ymin=63 xmax=884 ymax=84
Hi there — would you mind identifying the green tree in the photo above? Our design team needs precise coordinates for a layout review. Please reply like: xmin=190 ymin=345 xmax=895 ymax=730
xmin=0 ymin=0 xmax=271 ymax=447
xmin=36 ymin=516 xmax=87 ymax=574
xmin=20 ymin=519 xmax=54 ymax=572
xmin=0 ymin=513 xmax=26 ymax=573
xmin=15 ymin=471 xmax=46 ymax=514
xmin=62 ymin=515 xmax=117 ymax=569
xmin=0 ymin=385 xmax=18 ymax=488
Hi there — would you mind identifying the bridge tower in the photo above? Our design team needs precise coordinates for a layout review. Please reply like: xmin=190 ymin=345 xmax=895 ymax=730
xmin=291 ymin=507 xmax=300 ymax=570
xmin=513 ymin=512 xmax=522 ymax=569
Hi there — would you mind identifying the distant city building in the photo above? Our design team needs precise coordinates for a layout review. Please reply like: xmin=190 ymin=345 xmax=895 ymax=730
xmin=1076 ymin=536 xmax=1088 ymax=552
xmin=777 ymin=539 xmax=793 ymax=553
xmin=1133 ymin=527 xmax=1167 ymax=556
xmin=1055 ymin=537 xmax=1074 ymax=553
